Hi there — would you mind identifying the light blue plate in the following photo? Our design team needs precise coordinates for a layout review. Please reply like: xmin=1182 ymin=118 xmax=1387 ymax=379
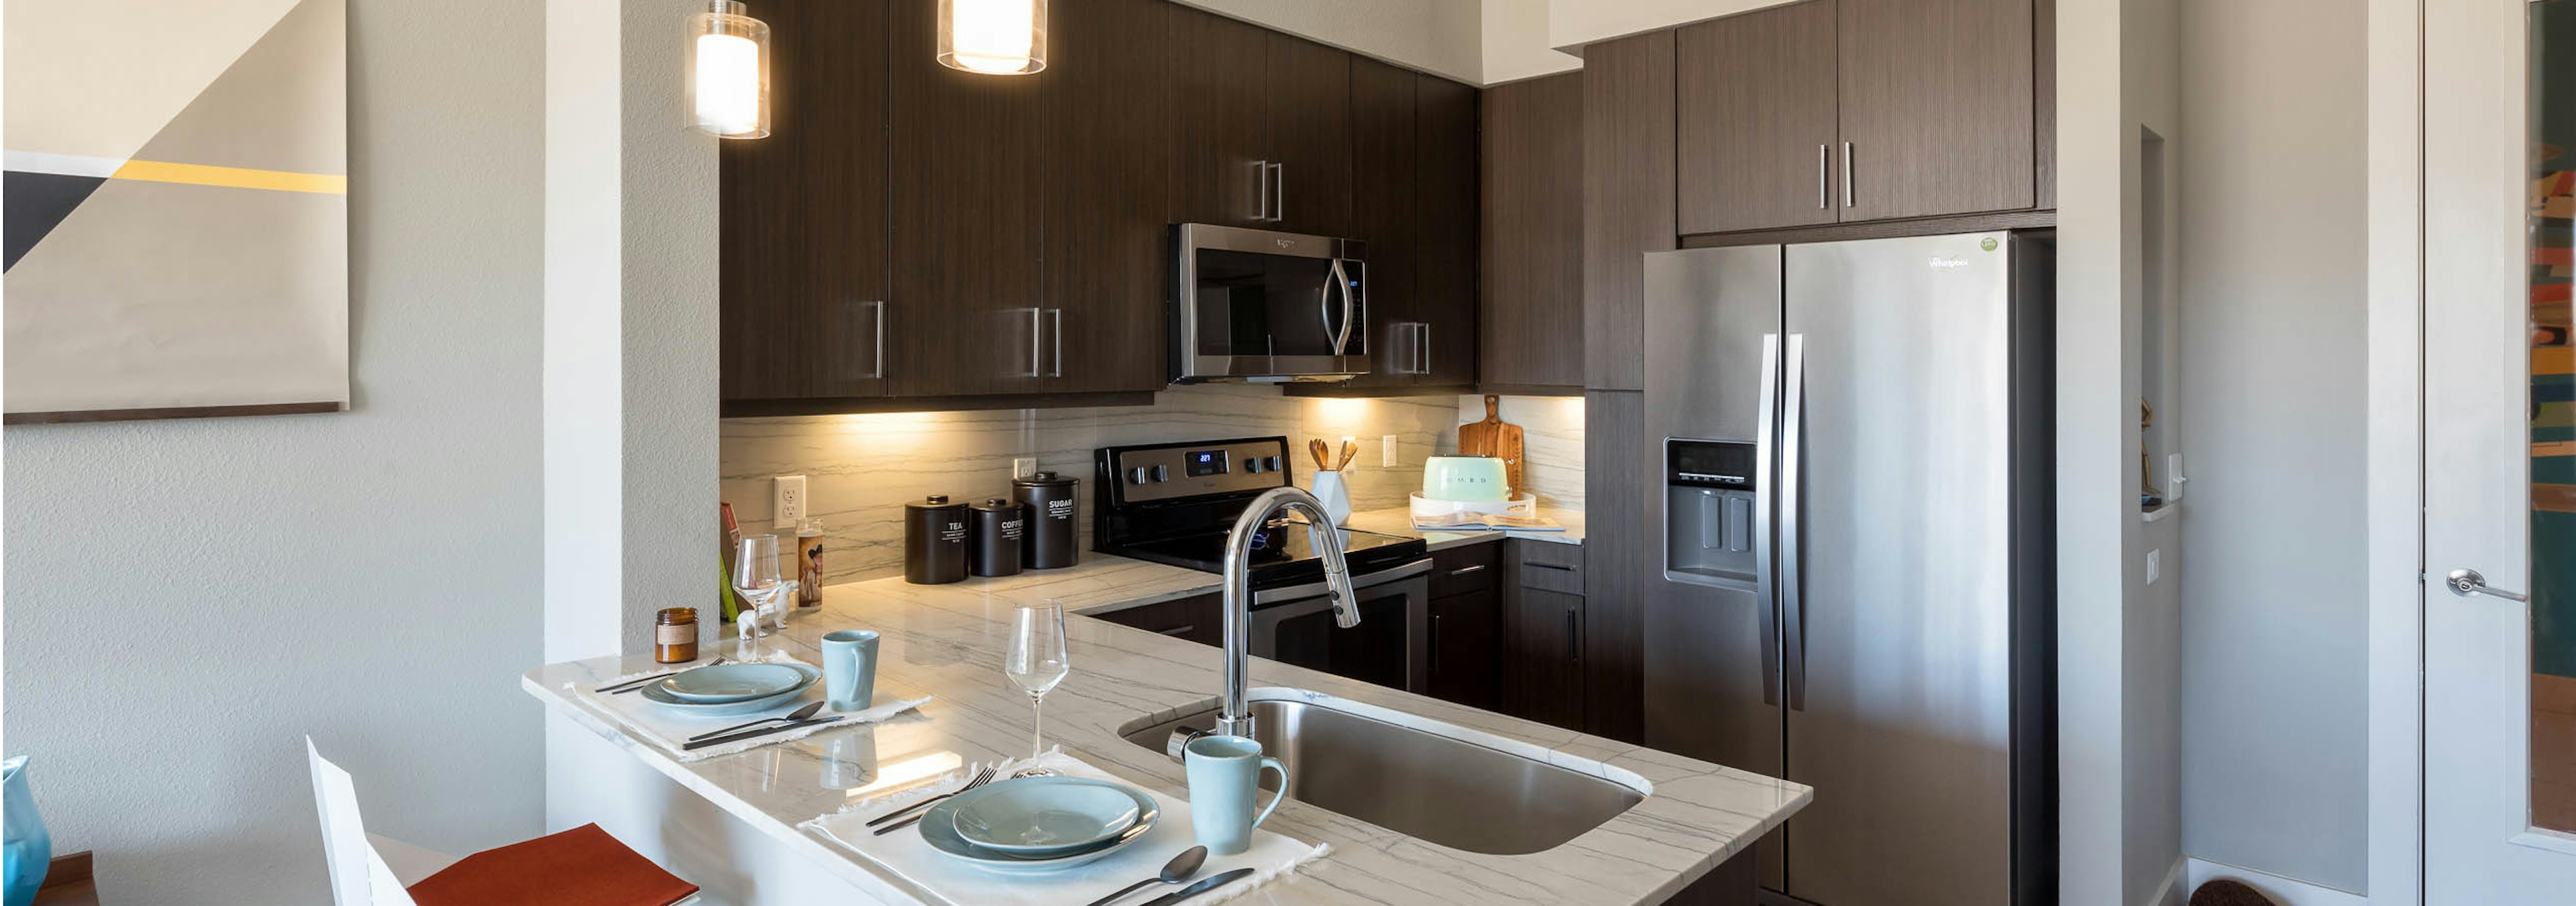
xmin=637 ymin=663 xmax=818 ymax=715
xmin=950 ymin=777 xmax=1146 ymax=856
xmin=919 ymin=780 xmax=1159 ymax=874
xmin=658 ymin=662 xmax=807 ymax=703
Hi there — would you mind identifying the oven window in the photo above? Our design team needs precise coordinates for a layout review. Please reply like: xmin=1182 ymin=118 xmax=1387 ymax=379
xmin=1193 ymin=248 xmax=1349 ymax=358
xmin=1267 ymin=592 xmax=1409 ymax=690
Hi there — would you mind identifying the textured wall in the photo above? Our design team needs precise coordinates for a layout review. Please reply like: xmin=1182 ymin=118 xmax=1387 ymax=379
xmin=720 ymin=387 xmax=1585 ymax=585
xmin=0 ymin=0 xmax=545 ymax=901
xmin=2176 ymin=0 xmax=2371 ymax=892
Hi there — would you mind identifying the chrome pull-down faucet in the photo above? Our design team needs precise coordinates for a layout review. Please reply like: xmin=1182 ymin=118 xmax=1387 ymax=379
xmin=1216 ymin=487 xmax=1358 ymax=739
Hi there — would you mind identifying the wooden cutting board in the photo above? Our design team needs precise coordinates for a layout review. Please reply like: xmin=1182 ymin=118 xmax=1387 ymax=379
xmin=1455 ymin=395 xmax=1525 ymax=497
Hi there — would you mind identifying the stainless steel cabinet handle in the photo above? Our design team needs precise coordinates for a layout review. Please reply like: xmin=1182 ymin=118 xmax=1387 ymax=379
xmin=1565 ymin=607 xmax=1580 ymax=664
xmin=1270 ymin=162 xmax=1286 ymax=223
xmin=849 ymin=300 xmax=887 ymax=380
xmin=1253 ymin=160 xmax=1272 ymax=221
xmin=1780 ymin=334 xmax=1809 ymax=711
xmin=1818 ymin=144 xmax=1829 ymax=210
xmin=1752 ymin=334 xmax=1780 ymax=705
xmin=1841 ymin=142 xmax=1854 ymax=209
xmin=1024 ymin=307 xmax=1044 ymax=377
xmin=1446 ymin=564 xmax=1487 ymax=577
xmin=1430 ymin=613 xmax=1442 ymax=674
xmin=2445 ymin=568 xmax=2528 ymax=603
xmin=1419 ymin=322 xmax=1433 ymax=375
xmin=1049 ymin=308 xmax=1064 ymax=377
xmin=1158 ymin=624 xmax=1197 ymax=638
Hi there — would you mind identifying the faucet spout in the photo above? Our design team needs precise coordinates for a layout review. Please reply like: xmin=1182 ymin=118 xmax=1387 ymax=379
xmin=1217 ymin=487 xmax=1358 ymax=739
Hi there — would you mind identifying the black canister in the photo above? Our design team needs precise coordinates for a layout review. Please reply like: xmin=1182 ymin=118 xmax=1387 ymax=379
xmin=969 ymin=498 xmax=1026 ymax=577
xmin=1012 ymin=471 xmax=1080 ymax=569
xmin=904 ymin=495 xmax=969 ymax=585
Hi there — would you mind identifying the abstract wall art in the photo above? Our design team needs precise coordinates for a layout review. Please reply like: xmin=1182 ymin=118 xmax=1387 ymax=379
xmin=3 ymin=0 xmax=348 ymax=423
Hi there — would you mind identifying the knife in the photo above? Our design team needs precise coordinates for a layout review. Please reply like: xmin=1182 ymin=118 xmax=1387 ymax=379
xmin=680 ymin=715 xmax=845 ymax=751
xmin=1134 ymin=868 xmax=1256 ymax=906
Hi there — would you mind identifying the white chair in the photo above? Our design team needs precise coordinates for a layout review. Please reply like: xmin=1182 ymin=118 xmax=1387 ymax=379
xmin=305 ymin=738 xmax=698 ymax=906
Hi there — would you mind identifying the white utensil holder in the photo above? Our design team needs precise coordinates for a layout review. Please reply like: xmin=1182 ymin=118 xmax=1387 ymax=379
xmin=1309 ymin=470 xmax=1354 ymax=527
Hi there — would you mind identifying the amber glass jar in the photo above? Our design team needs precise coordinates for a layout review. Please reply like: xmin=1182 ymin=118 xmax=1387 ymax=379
xmin=655 ymin=607 xmax=700 ymax=663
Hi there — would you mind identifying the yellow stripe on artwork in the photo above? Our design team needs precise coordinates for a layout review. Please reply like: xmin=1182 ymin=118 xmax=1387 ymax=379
xmin=2537 ymin=346 xmax=2573 ymax=376
xmin=109 ymin=159 xmax=346 ymax=195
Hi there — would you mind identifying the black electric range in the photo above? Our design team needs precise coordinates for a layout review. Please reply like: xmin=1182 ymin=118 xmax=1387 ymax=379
xmin=1093 ymin=436 xmax=1429 ymax=598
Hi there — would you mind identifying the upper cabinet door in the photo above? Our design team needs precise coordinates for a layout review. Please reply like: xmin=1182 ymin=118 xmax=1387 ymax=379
xmin=888 ymin=0 xmax=1043 ymax=397
xmin=1042 ymin=0 xmax=1172 ymax=394
xmin=1169 ymin=8 xmax=1271 ymax=227
xmin=1413 ymin=72 xmax=1480 ymax=387
xmin=1481 ymin=72 xmax=1584 ymax=391
xmin=1674 ymin=0 xmax=1840 ymax=235
xmin=1340 ymin=56 xmax=1420 ymax=391
xmin=721 ymin=0 xmax=890 ymax=403
xmin=1835 ymin=0 xmax=2035 ymax=221
xmin=1265 ymin=34 xmax=1354 ymax=238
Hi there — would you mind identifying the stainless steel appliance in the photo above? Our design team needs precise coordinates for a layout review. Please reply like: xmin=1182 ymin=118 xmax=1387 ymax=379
xmin=1169 ymin=224 xmax=1368 ymax=383
xmin=1642 ymin=233 xmax=2056 ymax=906
xmin=1094 ymin=437 xmax=1432 ymax=691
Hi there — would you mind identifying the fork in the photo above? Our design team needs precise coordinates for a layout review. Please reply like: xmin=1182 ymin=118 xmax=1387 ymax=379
xmin=866 ymin=766 xmax=996 ymax=834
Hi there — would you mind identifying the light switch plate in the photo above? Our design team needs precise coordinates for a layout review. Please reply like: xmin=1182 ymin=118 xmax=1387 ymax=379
xmin=1382 ymin=434 xmax=1399 ymax=468
xmin=2145 ymin=548 xmax=2162 ymax=585
xmin=1012 ymin=457 xmax=1038 ymax=480
xmin=773 ymin=474 xmax=807 ymax=528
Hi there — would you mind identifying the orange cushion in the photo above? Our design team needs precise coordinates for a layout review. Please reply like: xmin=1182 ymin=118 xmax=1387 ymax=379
xmin=405 ymin=823 xmax=697 ymax=906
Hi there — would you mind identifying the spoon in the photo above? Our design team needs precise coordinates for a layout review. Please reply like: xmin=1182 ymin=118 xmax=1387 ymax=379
xmin=1079 ymin=845 xmax=1208 ymax=906
xmin=686 ymin=700 xmax=826 ymax=742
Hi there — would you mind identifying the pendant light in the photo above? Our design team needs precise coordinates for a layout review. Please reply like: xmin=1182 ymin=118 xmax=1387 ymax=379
xmin=938 ymin=0 xmax=1048 ymax=75
xmin=686 ymin=1 xmax=771 ymax=138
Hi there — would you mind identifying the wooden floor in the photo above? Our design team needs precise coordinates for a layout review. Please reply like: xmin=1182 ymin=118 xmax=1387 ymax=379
xmin=2537 ymin=672 xmax=2576 ymax=832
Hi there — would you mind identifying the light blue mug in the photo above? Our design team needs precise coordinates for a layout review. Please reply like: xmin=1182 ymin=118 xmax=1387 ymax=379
xmin=1183 ymin=734 xmax=1289 ymax=856
xmin=821 ymin=630 xmax=879 ymax=711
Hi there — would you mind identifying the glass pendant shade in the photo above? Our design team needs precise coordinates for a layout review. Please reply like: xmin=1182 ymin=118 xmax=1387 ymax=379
xmin=938 ymin=0 xmax=1048 ymax=75
xmin=686 ymin=1 xmax=771 ymax=138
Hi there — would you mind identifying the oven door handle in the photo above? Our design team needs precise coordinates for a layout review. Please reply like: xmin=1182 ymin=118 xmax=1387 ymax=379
xmin=1251 ymin=557 xmax=1433 ymax=607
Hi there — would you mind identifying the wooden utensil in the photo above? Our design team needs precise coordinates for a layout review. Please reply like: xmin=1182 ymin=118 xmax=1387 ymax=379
xmin=1309 ymin=438 xmax=1333 ymax=470
xmin=1455 ymin=395 xmax=1525 ymax=498
xmin=1336 ymin=439 xmax=1356 ymax=470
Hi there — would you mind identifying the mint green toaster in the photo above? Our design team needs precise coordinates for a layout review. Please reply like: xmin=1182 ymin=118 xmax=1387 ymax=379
xmin=1421 ymin=456 xmax=1510 ymax=503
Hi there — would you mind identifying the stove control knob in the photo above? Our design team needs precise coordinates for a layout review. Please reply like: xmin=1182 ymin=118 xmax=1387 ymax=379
xmin=1152 ymin=465 xmax=1171 ymax=483
xmin=1245 ymin=458 xmax=1265 ymax=474
xmin=1128 ymin=466 xmax=1148 ymax=485
xmin=1265 ymin=455 xmax=1283 ymax=472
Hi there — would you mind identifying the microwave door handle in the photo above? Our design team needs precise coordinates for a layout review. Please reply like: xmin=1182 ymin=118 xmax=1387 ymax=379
xmin=1326 ymin=258 xmax=1354 ymax=356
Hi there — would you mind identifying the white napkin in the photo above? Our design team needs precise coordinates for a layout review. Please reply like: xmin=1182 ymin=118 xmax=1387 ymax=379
xmin=800 ymin=749 xmax=1330 ymax=906
xmin=563 ymin=651 xmax=930 ymax=762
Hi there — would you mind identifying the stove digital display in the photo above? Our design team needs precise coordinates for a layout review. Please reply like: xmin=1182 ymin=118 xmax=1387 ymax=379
xmin=1184 ymin=449 xmax=1229 ymax=477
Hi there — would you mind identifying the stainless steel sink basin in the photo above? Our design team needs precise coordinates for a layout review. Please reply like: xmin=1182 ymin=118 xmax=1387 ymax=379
xmin=1118 ymin=691 xmax=1645 ymax=854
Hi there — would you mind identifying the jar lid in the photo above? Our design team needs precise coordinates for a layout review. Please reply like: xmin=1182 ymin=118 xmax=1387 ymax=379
xmin=1013 ymin=470 xmax=1076 ymax=488
xmin=908 ymin=495 xmax=963 ymax=511
xmin=971 ymin=497 xmax=1020 ymax=512
xmin=656 ymin=607 xmax=697 ymax=623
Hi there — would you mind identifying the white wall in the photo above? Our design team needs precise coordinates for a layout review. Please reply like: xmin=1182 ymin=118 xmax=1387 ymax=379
xmin=1546 ymin=0 xmax=1784 ymax=50
xmin=1483 ymin=0 xmax=1581 ymax=83
xmin=2175 ymin=0 xmax=2372 ymax=893
xmin=0 ymin=0 xmax=545 ymax=901
xmin=1177 ymin=0 xmax=1484 ymax=83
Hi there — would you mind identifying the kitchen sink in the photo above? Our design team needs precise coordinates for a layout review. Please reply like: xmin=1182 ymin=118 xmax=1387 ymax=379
xmin=1118 ymin=690 xmax=1645 ymax=855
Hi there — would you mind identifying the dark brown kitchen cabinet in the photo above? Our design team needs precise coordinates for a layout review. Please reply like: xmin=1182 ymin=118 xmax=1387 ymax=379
xmin=1835 ymin=0 xmax=2035 ymax=221
xmin=1582 ymin=30 xmax=1676 ymax=392
xmin=1479 ymin=72 xmax=1585 ymax=392
xmin=1428 ymin=591 xmax=1501 ymax=709
xmin=1674 ymin=0 xmax=1840 ymax=235
xmin=1167 ymin=7 xmax=1351 ymax=236
xmin=1089 ymin=593 xmax=1222 ymax=647
xmin=720 ymin=0 xmax=889 ymax=403
xmin=888 ymin=0 xmax=1042 ymax=397
xmin=1040 ymin=0 xmax=1174 ymax=395
xmin=1410 ymin=73 xmax=1480 ymax=387
xmin=1336 ymin=56 xmax=1421 ymax=393
xmin=1504 ymin=585 xmax=1588 ymax=730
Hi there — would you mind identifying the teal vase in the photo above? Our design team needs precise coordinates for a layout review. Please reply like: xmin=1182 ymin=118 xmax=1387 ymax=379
xmin=2 ymin=756 xmax=48 ymax=906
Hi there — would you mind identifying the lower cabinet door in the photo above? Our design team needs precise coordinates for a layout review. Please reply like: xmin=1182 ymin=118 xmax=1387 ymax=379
xmin=1504 ymin=588 xmax=1587 ymax=730
xmin=1426 ymin=591 xmax=1501 ymax=709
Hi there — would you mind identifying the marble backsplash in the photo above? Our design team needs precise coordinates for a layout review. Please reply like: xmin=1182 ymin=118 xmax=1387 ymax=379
xmin=720 ymin=385 xmax=1584 ymax=585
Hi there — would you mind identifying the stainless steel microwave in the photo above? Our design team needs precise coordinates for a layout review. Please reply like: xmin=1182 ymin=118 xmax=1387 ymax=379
xmin=1170 ymin=223 xmax=1368 ymax=383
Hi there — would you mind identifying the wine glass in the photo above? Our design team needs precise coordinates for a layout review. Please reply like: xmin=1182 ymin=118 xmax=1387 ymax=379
xmin=1005 ymin=600 xmax=1070 ymax=762
xmin=733 ymin=535 xmax=788 ymax=640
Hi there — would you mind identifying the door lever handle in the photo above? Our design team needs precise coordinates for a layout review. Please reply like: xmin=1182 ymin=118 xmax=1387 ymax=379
xmin=2444 ymin=568 xmax=2528 ymax=603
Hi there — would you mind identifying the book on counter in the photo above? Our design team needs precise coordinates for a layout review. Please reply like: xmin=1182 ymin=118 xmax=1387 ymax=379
xmin=1411 ymin=512 xmax=1566 ymax=532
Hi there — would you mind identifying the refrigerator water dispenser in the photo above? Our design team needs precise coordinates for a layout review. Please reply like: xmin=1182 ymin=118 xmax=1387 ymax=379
xmin=1664 ymin=438 xmax=1758 ymax=585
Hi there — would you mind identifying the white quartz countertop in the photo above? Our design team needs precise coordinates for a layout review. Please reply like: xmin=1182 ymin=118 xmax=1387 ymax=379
xmin=1340 ymin=505 xmax=1586 ymax=550
xmin=523 ymin=560 xmax=1806 ymax=905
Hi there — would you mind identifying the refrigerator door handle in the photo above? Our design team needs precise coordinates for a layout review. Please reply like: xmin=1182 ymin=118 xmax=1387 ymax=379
xmin=1753 ymin=334 xmax=1781 ymax=707
xmin=1781 ymin=333 xmax=1809 ymax=711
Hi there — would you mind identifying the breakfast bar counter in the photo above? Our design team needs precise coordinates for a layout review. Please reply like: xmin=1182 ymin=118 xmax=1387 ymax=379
xmin=524 ymin=559 xmax=1808 ymax=905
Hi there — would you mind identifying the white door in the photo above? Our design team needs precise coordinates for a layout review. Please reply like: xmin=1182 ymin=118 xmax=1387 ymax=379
xmin=2422 ymin=0 xmax=2576 ymax=900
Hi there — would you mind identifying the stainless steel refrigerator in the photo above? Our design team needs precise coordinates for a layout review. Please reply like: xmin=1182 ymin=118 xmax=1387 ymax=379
xmin=1641 ymin=232 xmax=2055 ymax=906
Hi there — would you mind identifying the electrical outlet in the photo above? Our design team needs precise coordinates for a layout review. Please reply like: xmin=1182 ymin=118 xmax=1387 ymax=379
xmin=2145 ymin=548 xmax=2162 ymax=585
xmin=773 ymin=474 xmax=807 ymax=527
xmin=1382 ymin=434 xmax=1399 ymax=468
xmin=1012 ymin=457 xmax=1038 ymax=480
